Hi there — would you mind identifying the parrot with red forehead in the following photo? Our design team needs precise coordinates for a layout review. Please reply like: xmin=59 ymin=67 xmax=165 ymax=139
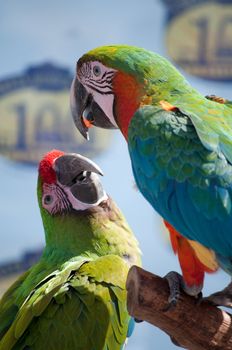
xmin=0 ymin=150 xmax=141 ymax=350
xmin=71 ymin=44 xmax=232 ymax=306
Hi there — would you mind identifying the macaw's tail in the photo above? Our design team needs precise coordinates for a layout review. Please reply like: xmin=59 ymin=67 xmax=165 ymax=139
xmin=164 ymin=221 xmax=218 ymax=288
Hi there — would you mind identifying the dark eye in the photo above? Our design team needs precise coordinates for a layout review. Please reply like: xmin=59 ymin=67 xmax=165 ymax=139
xmin=44 ymin=195 xmax=53 ymax=205
xmin=93 ymin=65 xmax=101 ymax=77
xmin=76 ymin=171 xmax=87 ymax=182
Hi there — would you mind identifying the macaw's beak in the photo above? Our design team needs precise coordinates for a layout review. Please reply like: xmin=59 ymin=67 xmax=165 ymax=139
xmin=54 ymin=153 xmax=105 ymax=205
xmin=70 ymin=78 xmax=117 ymax=140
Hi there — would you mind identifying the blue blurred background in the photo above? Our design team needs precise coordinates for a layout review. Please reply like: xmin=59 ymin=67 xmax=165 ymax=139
xmin=0 ymin=1 xmax=232 ymax=349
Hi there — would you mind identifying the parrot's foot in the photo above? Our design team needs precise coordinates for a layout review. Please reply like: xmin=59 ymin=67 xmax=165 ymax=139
xmin=164 ymin=271 xmax=202 ymax=311
xmin=203 ymin=282 xmax=232 ymax=308
xmin=164 ymin=271 xmax=183 ymax=310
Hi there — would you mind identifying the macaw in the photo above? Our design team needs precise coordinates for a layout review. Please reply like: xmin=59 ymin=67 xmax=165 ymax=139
xmin=70 ymin=45 xmax=232 ymax=306
xmin=0 ymin=149 xmax=141 ymax=350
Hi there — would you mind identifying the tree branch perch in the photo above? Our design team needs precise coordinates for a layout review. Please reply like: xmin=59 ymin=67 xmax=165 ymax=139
xmin=126 ymin=266 xmax=232 ymax=350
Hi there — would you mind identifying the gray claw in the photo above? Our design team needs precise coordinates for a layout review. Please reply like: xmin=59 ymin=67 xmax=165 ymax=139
xmin=134 ymin=318 xmax=143 ymax=323
xmin=195 ymin=291 xmax=203 ymax=305
xmin=203 ymin=282 xmax=232 ymax=308
xmin=163 ymin=271 xmax=183 ymax=311
xmin=164 ymin=271 xmax=202 ymax=311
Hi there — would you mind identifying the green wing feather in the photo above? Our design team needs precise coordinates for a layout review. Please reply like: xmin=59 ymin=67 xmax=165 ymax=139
xmin=0 ymin=256 xmax=129 ymax=350
xmin=169 ymin=94 xmax=232 ymax=164
xmin=0 ymin=271 xmax=30 ymax=340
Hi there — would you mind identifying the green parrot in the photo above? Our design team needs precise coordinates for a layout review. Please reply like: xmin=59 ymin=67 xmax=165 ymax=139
xmin=0 ymin=149 xmax=141 ymax=350
xmin=70 ymin=44 xmax=232 ymax=307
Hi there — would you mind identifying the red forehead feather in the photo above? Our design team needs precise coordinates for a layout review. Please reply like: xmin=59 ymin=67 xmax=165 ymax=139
xmin=39 ymin=149 xmax=65 ymax=184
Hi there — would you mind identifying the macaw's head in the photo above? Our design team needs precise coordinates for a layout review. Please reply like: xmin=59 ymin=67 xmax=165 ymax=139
xmin=71 ymin=45 xmax=188 ymax=140
xmin=38 ymin=150 xmax=141 ymax=263
xmin=38 ymin=150 xmax=109 ymax=251
xmin=38 ymin=149 xmax=107 ymax=216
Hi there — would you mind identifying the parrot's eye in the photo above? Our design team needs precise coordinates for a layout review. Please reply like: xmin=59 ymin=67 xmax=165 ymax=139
xmin=93 ymin=65 xmax=101 ymax=77
xmin=44 ymin=195 xmax=54 ymax=205
xmin=76 ymin=171 xmax=88 ymax=182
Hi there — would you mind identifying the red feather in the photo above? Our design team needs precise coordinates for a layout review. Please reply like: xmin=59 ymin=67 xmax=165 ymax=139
xmin=39 ymin=149 xmax=64 ymax=184
xmin=164 ymin=220 xmax=214 ymax=287
xmin=113 ymin=71 xmax=141 ymax=139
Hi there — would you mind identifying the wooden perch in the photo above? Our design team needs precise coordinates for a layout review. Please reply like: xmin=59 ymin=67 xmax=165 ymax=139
xmin=126 ymin=266 xmax=232 ymax=350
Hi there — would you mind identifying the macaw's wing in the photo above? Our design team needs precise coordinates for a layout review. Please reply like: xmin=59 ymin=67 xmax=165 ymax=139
xmin=0 ymin=259 xmax=88 ymax=350
xmin=172 ymin=94 xmax=232 ymax=164
xmin=77 ymin=255 xmax=132 ymax=350
xmin=164 ymin=221 xmax=218 ymax=288
xmin=128 ymin=105 xmax=232 ymax=260
xmin=0 ymin=270 xmax=30 ymax=340
xmin=0 ymin=256 xmax=130 ymax=350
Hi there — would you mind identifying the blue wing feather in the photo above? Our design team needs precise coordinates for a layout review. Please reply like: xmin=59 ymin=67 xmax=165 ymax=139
xmin=126 ymin=318 xmax=135 ymax=338
xmin=128 ymin=106 xmax=232 ymax=272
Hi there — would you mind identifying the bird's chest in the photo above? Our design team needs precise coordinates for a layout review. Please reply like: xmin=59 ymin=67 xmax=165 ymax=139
xmin=127 ymin=106 xmax=192 ymax=220
xmin=128 ymin=136 xmax=174 ymax=220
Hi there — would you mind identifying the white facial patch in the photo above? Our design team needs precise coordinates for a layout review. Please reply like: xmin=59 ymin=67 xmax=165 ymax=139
xmin=63 ymin=185 xmax=108 ymax=211
xmin=90 ymin=92 xmax=117 ymax=128
xmin=77 ymin=61 xmax=118 ymax=128
xmin=43 ymin=182 xmax=108 ymax=214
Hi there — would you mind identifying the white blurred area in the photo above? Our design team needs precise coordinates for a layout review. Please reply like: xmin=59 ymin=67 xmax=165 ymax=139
xmin=0 ymin=1 xmax=231 ymax=349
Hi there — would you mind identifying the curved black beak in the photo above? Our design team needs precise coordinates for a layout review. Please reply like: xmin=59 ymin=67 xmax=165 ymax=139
xmin=70 ymin=77 xmax=118 ymax=140
xmin=54 ymin=153 xmax=106 ymax=205
xmin=54 ymin=153 xmax=103 ymax=186
xmin=70 ymin=78 xmax=89 ymax=140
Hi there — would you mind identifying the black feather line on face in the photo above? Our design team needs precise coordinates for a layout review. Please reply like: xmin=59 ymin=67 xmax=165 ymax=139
xmin=85 ymin=77 xmax=114 ymax=93
xmin=85 ymin=83 xmax=114 ymax=95
xmin=78 ymin=62 xmax=115 ymax=94
xmin=55 ymin=185 xmax=72 ymax=215
xmin=43 ymin=183 xmax=72 ymax=216
xmin=87 ymin=79 xmax=112 ymax=89
xmin=79 ymin=62 xmax=91 ymax=80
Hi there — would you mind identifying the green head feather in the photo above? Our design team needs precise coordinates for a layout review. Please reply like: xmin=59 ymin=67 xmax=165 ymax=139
xmin=78 ymin=44 xmax=194 ymax=98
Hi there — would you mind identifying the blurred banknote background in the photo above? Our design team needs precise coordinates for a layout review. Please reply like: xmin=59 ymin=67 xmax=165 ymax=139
xmin=0 ymin=1 xmax=231 ymax=349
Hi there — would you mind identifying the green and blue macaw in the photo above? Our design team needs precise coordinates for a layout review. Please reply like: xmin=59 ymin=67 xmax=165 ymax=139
xmin=0 ymin=149 xmax=141 ymax=350
xmin=71 ymin=44 xmax=232 ymax=306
